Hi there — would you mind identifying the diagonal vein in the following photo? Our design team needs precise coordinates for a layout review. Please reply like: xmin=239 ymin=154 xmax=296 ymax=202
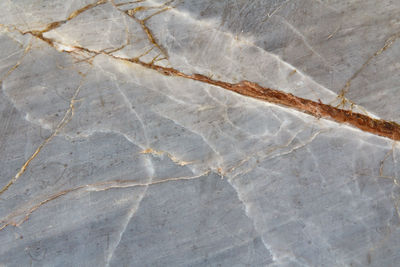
xmin=20 ymin=27 xmax=400 ymax=142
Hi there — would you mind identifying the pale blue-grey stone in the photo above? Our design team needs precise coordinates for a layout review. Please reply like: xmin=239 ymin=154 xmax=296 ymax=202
xmin=0 ymin=1 xmax=399 ymax=266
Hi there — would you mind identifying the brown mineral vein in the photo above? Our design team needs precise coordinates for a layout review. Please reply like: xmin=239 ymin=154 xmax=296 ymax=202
xmin=6 ymin=3 xmax=400 ymax=144
xmin=1 ymin=15 xmax=399 ymax=232
xmin=22 ymin=28 xmax=400 ymax=142
xmin=122 ymin=59 xmax=400 ymax=141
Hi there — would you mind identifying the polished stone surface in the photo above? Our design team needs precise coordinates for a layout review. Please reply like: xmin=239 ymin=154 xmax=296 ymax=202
xmin=1 ymin=0 xmax=400 ymax=266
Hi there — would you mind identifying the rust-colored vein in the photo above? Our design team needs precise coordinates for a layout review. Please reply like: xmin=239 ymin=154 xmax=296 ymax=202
xmin=2 ymin=15 xmax=400 ymax=231
xmin=25 ymin=29 xmax=400 ymax=142
xmin=118 ymin=59 xmax=400 ymax=141
xmin=183 ymin=75 xmax=400 ymax=141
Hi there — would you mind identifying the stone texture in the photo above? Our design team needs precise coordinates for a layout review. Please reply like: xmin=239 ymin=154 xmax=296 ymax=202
xmin=0 ymin=0 xmax=400 ymax=266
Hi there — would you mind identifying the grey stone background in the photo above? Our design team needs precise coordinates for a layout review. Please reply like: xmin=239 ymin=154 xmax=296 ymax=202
xmin=0 ymin=0 xmax=399 ymax=266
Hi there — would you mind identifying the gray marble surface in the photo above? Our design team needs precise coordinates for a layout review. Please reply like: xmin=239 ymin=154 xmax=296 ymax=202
xmin=1 ymin=0 xmax=400 ymax=266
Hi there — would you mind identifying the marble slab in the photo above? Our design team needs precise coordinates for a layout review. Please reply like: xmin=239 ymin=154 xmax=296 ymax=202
xmin=1 ymin=0 xmax=400 ymax=266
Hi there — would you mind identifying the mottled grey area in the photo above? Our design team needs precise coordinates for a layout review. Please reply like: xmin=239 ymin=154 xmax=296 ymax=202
xmin=0 ymin=0 xmax=400 ymax=266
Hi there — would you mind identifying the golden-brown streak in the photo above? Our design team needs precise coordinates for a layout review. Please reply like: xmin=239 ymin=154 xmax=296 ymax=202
xmin=133 ymin=63 xmax=400 ymax=141
xmin=27 ymin=30 xmax=400 ymax=142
